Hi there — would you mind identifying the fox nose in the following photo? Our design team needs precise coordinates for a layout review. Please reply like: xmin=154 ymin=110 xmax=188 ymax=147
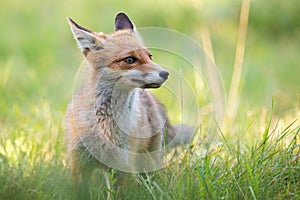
xmin=159 ymin=70 xmax=169 ymax=80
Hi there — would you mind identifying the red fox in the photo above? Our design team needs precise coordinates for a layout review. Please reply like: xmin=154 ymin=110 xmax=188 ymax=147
xmin=65 ymin=12 xmax=193 ymax=184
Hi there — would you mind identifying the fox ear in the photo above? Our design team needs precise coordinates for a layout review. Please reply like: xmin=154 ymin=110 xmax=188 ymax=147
xmin=114 ymin=12 xmax=135 ymax=31
xmin=67 ymin=18 xmax=97 ymax=53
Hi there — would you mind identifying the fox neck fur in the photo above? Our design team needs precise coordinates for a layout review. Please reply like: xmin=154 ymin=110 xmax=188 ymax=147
xmin=94 ymin=68 xmax=140 ymax=140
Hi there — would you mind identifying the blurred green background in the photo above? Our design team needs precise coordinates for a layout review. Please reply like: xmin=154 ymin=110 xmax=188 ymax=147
xmin=0 ymin=1 xmax=299 ymax=198
xmin=1 ymin=0 xmax=299 ymax=119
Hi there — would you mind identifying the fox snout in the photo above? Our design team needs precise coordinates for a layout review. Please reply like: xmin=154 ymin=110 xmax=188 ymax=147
xmin=159 ymin=70 xmax=169 ymax=81
xmin=124 ymin=64 xmax=169 ymax=89
xmin=141 ymin=70 xmax=169 ymax=89
xmin=137 ymin=61 xmax=169 ymax=88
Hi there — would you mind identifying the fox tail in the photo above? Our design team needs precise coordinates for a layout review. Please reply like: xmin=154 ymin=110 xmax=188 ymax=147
xmin=164 ymin=121 xmax=195 ymax=148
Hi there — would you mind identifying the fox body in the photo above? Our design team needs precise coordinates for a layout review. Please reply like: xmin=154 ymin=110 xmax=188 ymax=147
xmin=65 ymin=13 xmax=193 ymax=182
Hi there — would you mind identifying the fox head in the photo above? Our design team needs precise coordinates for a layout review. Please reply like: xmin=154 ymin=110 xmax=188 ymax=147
xmin=68 ymin=12 xmax=169 ymax=89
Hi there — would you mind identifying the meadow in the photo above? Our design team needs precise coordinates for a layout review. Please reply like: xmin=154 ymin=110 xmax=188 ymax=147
xmin=0 ymin=0 xmax=299 ymax=199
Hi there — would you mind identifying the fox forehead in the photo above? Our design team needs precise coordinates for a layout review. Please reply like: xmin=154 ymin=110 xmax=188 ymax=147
xmin=88 ymin=30 xmax=148 ymax=67
xmin=116 ymin=48 xmax=151 ymax=61
xmin=105 ymin=30 xmax=144 ymax=52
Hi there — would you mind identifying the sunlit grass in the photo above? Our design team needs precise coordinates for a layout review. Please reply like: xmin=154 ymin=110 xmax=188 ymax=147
xmin=0 ymin=94 xmax=299 ymax=199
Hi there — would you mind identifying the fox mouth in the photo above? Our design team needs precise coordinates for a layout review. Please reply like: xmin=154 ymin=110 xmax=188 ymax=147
xmin=142 ymin=83 xmax=162 ymax=88
xmin=131 ymin=79 xmax=162 ymax=89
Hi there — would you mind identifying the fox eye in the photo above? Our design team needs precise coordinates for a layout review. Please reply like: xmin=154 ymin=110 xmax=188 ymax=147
xmin=123 ymin=56 xmax=137 ymax=64
xmin=149 ymin=54 xmax=153 ymax=60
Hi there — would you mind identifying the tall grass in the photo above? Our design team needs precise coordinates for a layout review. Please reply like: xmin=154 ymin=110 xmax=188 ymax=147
xmin=227 ymin=0 xmax=251 ymax=119
xmin=0 ymin=101 xmax=299 ymax=199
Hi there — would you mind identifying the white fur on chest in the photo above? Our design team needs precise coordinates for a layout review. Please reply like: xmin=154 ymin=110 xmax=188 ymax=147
xmin=112 ymin=88 xmax=141 ymax=138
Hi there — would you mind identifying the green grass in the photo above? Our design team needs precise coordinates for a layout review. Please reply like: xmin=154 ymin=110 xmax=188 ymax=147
xmin=1 ymin=104 xmax=299 ymax=199
xmin=1 ymin=0 xmax=300 ymax=199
